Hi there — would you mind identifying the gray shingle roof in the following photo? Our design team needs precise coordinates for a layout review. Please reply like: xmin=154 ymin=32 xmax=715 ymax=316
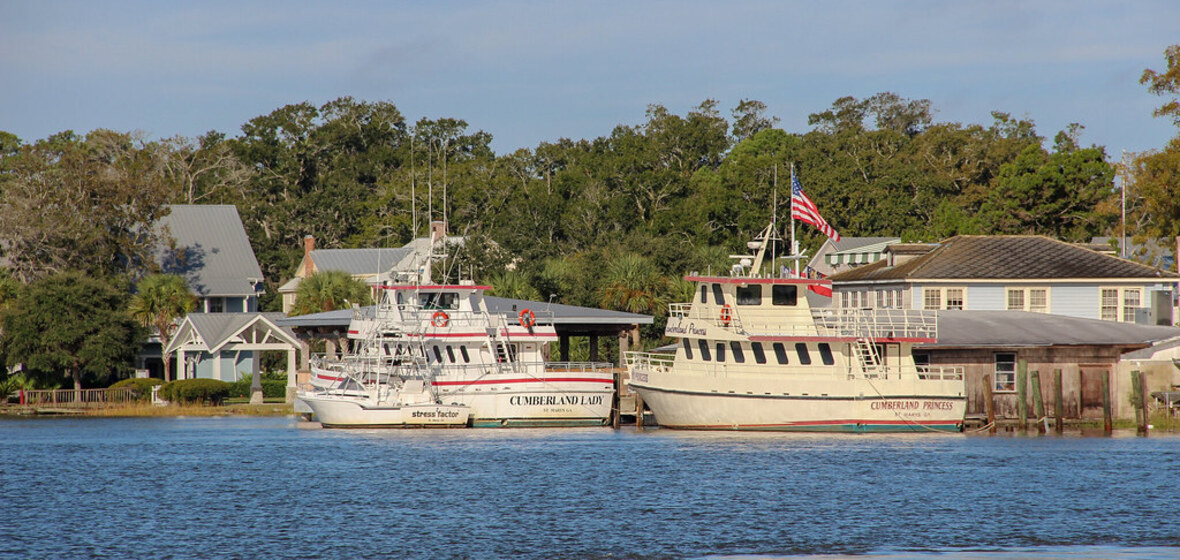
xmin=830 ymin=235 xmax=1178 ymax=282
xmin=828 ymin=237 xmax=900 ymax=252
xmin=166 ymin=312 xmax=299 ymax=353
xmin=156 ymin=205 xmax=264 ymax=297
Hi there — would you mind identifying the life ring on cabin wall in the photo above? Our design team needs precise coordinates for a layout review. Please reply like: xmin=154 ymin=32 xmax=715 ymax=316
xmin=519 ymin=308 xmax=536 ymax=328
xmin=720 ymin=304 xmax=733 ymax=326
xmin=432 ymin=310 xmax=450 ymax=328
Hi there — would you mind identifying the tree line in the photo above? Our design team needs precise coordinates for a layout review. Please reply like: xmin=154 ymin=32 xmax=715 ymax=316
xmin=1 ymin=45 xmax=1178 ymax=389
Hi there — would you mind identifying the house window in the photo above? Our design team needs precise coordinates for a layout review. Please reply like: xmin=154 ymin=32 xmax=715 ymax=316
xmin=1101 ymin=287 xmax=1142 ymax=322
xmin=923 ymin=287 xmax=965 ymax=310
xmin=1006 ymin=289 xmax=1024 ymax=311
xmin=841 ymin=291 xmax=850 ymax=308
xmin=772 ymin=285 xmax=797 ymax=306
xmin=923 ymin=289 xmax=941 ymax=310
xmin=881 ymin=290 xmax=892 ymax=309
xmin=945 ymin=288 xmax=964 ymax=310
xmin=1123 ymin=289 xmax=1142 ymax=322
xmin=1007 ymin=288 xmax=1049 ymax=313
xmin=1029 ymin=289 xmax=1048 ymax=313
xmin=737 ymin=285 xmax=762 ymax=306
xmin=208 ymin=297 xmax=224 ymax=313
xmin=994 ymin=353 xmax=1016 ymax=392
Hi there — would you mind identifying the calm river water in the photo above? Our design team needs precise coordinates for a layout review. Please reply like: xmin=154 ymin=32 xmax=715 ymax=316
xmin=1 ymin=417 xmax=1178 ymax=560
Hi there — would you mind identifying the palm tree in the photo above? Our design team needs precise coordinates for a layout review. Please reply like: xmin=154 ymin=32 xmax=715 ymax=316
xmin=487 ymin=270 xmax=541 ymax=301
xmin=128 ymin=274 xmax=196 ymax=382
xmin=598 ymin=253 xmax=669 ymax=315
xmin=290 ymin=270 xmax=373 ymax=316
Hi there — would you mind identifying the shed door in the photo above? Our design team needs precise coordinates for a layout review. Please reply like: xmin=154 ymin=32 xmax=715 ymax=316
xmin=1078 ymin=366 xmax=1110 ymax=419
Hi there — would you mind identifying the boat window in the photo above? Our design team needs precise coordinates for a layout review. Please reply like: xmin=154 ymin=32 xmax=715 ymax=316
xmin=460 ymin=346 xmax=470 ymax=363
xmin=730 ymin=342 xmax=745 ymax=363
xmin=446 ymin=346 xmax=456 ymax=363
xmin=773 ymin=343 xmax=789 ymax=364
xmin=683 ymin=338 xmax=694 ymax=360
xmin=700 ymin=284 xmax=708 ymax=304
xmin=715 ymin=342 xmax=726 ymax=363
xmin=795 ymin=343 xmax=812 ymax=365
xmin=817 ymin=343 xmax=835 ymax=366
xmin=736 ymin=285 xmax=762 ymax=305
xmin=751 ymin=342 xmax=767 ymax=364
xmin=419 ymin=292 xmax=459 ymax=309
xmin=698 ymin=339 xmax=711 ymax=361
xmin=432 ymin=345 xmax=443 ymax=363
xmin=772 ymin=285 xmax=797 ymax=306
xmin=711 ymin=283 xmax=726 ymax=305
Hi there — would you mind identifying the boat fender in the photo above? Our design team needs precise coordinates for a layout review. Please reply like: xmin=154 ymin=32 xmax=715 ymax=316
xmin=720 ymin=304 xmax=733 ymax=326
xmin=432 ymin=310 xmax=450 ymax=328
xmin=519 ymin=308 xmax=536 ymax=329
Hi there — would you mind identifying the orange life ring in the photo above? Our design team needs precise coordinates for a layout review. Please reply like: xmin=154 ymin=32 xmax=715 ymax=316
xmin=720 ymin=304 xmax=733 ymax=326
xmin=432 ymin=310 xmax=450 ymax=328
xmin=519 ymin=308 xmax=536 ymax=328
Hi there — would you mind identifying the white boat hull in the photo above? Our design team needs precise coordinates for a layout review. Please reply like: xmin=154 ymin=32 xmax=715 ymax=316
xmin=299 ymin=393 xmax=469 ymax=429
xmin=630 ymin=370 xmax=965 ymax=432
xmin=435 ymin=372 xmax=615 ymax=427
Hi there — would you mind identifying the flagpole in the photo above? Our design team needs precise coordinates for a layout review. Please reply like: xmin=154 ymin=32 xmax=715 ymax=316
xmin=790 ymin=163 xmax=799 ymax=278
xmin=772 ymin=164 xmax=777 ymax=278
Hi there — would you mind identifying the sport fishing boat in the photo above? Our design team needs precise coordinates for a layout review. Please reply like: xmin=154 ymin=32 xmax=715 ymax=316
xmin=299 ymin=354 xmax=471 ymax=428
xmin=626 ymin=222 xmax=966 ymax=432
xmin=299 ymin=241 xmax=616 ymax=428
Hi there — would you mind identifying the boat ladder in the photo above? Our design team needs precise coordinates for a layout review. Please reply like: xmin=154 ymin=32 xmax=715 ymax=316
xmin=850 ymin=311 xmax=882 ymax=376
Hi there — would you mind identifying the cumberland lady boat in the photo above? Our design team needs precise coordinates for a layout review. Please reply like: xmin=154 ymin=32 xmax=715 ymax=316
xmin=299 ymin=241 xmax=616 ymax=428
xmin=626 ymin=223 xmax=966 ymax=432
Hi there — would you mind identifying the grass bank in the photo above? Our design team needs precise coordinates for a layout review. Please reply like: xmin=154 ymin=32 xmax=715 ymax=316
xmin=2 ymin=401 xmax=295 ymax=418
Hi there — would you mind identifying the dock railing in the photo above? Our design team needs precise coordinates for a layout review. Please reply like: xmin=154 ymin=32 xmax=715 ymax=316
xmin=17 ymin=387 xmax=137 ymax=408
xmin=811 ymin=308 xmax=938 ymax=340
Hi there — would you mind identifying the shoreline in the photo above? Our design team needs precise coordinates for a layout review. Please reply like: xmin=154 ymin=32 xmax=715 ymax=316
xmin=0 ymin=402 xmax=295 ymax=418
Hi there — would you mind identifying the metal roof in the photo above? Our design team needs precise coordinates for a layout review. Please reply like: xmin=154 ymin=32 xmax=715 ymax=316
xmin=156 ymin=205 xmax=264 ymax=297
xmin=830 ymin=235 xmax=1178 ymax=283
xmin=921 ymin=310 xmax=1180 ymax=349
xmin=275 ymin=295 xmax=653 ymax=331
xmin=310 ymin=247 xmax=413 ymax=277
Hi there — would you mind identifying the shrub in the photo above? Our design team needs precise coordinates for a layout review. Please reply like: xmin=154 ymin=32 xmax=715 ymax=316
xmin=160 ymin=379 xmax=232 ymax=405
xmin=229 ymin=373 xmax=289 ymax=400
xmin=110 ymin=378 xmax=165 ymax=401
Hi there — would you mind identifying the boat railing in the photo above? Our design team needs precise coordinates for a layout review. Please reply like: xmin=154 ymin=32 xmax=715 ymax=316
xmin=811 ymin=308 xmax=938 ymax=340
xmin=544 ymin=362 xmax=619 ymax=374
xmin=916 ymin=365 xmax=964 ymax=381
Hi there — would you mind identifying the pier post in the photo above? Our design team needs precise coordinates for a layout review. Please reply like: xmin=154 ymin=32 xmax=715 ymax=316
xmin=1053 ymin=369 xmax=1064 ymax=434
xmin=1105 ymin=370 xmax=1116 ymax=434
xmin=634 ymin=392 xmax=645 ymax=431
xmin=983 ymin=374 xmax=996 ymax=434
xmin=611 ymin=371 xmax=621 ymax=430
xmin=1031 ymin=370 xmax=1045 ymax=434
xmin=1016 ymin=360 xmax=1028 ymax=431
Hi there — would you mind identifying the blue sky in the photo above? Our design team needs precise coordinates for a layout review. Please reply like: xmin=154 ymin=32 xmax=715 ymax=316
xmin=2 ymin=1 xmax=1178 ymax=157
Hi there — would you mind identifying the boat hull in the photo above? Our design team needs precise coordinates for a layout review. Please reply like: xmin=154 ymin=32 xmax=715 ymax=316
xmin=299 ymin=394 xmax=470 ymax=429
xmin=630 ymin=377 xmax=966 ymax=433
xmin=435 ymin=374 xmax=615 ymax=428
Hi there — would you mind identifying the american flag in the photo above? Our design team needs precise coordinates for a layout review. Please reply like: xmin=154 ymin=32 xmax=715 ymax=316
xmin=791 ymin=171 xmax=840 ymax=242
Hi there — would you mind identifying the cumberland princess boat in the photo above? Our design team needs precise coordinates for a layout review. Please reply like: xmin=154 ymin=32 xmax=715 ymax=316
xmin=626 ymin=223 xmax=966 ymax=432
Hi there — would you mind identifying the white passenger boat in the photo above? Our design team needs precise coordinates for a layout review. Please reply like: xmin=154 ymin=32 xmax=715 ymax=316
xmin=299 ymin=249 xmax=616 ymax=428
xmin=626 ymin=224 xmax=966 ymax=432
